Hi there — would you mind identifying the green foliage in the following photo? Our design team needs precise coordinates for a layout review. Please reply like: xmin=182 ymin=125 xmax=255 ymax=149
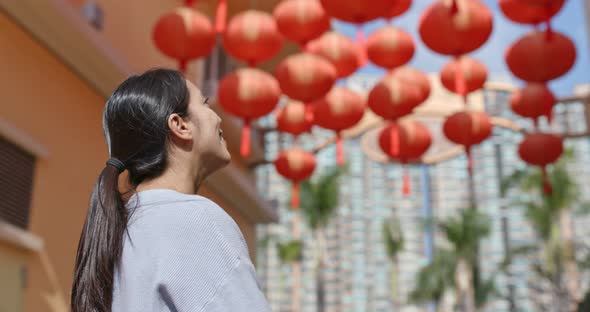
xmin=277 ymin=240 xmax=303 ymax=264
xmin=411 ymin=209 xmax=494 ymax=307
xmin=409 ymin=248 xmax=456 ymax=304
xmin=502 ymin=148 xmax=582 ymax=220
xmin=382 ymin=219 xmax=404 ymax=261
xmin=474 ymin=275 xmax=497 ymax=308
xmin=438 ymin=208 xmax=491 ymax=265
xmin=578 ymin=289 xmax=590 ymax=312
xmin=299 ymin=165 xmax=347 ymax=231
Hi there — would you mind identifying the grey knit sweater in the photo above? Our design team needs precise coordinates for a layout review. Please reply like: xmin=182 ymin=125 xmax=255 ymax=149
xmin=111 ymin=189 xmax=271 ymax=312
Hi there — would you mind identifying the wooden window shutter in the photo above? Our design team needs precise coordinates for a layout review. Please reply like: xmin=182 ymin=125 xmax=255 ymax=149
xmin=0 ymin=137 xmax=35 ymax=229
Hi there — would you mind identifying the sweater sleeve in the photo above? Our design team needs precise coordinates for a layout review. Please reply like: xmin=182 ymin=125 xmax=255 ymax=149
xmin=153 ymin=203 xmax=270 ymax=312
xmin=199 ymin=256 xmax=271 ymax=312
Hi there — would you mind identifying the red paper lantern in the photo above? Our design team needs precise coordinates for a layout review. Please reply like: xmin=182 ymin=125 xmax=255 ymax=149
xmin=383 ymin=0 xmax=412 ymax=20
xmin=440 ymin=56 xmax=487 ymax=97
xmin=153 ymin=7 xmax=216 ymax=71
xmin=505 ymin=30 xmax=576 ymax=83
xmin=499 ymin=0 xmax=564 ymax=25
xmin=275 ymin=52 xmax=338 ymax=103
xmin=378 ymin=120 xmax=432 ymax=194
xmin=274 ymin=0 xmax=330 ymax=47
xmin=419 ymin=0 xmax=493 ymax=56
xmin=366 ymin=27 xmax=415 ymax=70
xmin=510 ymin=83 xmax=555 ymax=124
xmin=368 ymin=74 xmax=424 ymax=120
xmin=378 ymin=120 xmax=432 ymax=163
xmin=519 ymin=0 xmax=564 ymax=6
xmin=390 ymin=67 xmax=432 ymax=103
xmin=223 ymin=10 xmax=284 ymax=66
xmin=274 ymin=148 xmax=317 ymax=208
xmin=218 ymin=68 xmax=281 ymax=157
xmin=443 ymin=111 xmax=492 ymax=173
xmin=276 ymin=101 xmax=314 ymax=136
xmin=307 ymin=32 xmax=362 ymax=78
xmin=320 ymin=0 xmax=395 ymax=23
xmin=518 ymin=132 xmax=563 ymax=194
xmin=312 ymin=87 xmax=366 ymax=165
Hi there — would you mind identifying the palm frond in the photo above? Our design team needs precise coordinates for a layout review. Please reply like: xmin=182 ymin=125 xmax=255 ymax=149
xmin=475 ymin=276 xmax=497 ymax=308
xmin=300 ymin=165 xmax=346 ymax=230
xmin=382 ymin=219 xmax=404 ymax=260
xmin=438 ymin=208 xmax=492 ymax=264
xmin=277 ymin=240 xmax=303 ymax=264
xmin=578 ymin=288 xmax=590 ymax=312
xmin=524 ymin=201 xmax=555 ymax=241
xmin=258 ymin=234 xmax=278 ymax=248
xmin=409 ymin=248 xmax=457 ymax=304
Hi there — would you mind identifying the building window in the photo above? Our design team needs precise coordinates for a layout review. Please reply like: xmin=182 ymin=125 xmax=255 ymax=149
xmin=0 ymin=137 xmax=35 ymax=229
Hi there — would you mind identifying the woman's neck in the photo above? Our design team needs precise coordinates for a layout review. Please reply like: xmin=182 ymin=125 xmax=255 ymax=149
xmin=136 ymin=162 xmax=203 ymax=195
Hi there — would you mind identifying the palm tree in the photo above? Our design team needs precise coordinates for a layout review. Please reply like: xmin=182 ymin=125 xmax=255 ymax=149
xmin=502 ymin=149 xmax=590 ymax=311
xmin=410 ymin=208 xmax=495 ymax=312
xmin=383 ymin=219 xmax=404 ymax=309
xmin=258 ymin=235 xmax=303 ymax=312
xmin=410 ymin=248 xmax=456 ymax=308
xmin=298 ymin=165 xmax=345 ymax=312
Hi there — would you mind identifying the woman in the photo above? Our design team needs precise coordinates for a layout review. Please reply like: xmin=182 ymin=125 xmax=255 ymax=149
xmin=71 ymin=69 xmax=271 ymax=312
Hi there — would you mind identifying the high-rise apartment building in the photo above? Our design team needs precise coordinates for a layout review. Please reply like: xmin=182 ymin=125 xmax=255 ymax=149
xmin=255 ymin=75 xmax=590 ymax=312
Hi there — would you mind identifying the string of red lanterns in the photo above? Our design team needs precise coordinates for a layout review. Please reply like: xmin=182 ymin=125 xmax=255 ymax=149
xmin=501 ymin=0 xmax=576 ymax=193
xmin=418 ymin=0 xmax=494 ymax=178
xmin=150 ymin=0 xmax=580 ymax=199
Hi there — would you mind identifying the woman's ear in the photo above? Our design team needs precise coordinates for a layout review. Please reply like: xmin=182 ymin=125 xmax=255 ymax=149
xmin=168 ymin=113 xmax=192 ymax=140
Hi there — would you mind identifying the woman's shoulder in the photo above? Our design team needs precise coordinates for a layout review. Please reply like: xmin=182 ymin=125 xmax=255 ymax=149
xmin=128 ymin=189 xmax=220 ymax=226
xmin=126 ymin=189 xmax=248 ymax=257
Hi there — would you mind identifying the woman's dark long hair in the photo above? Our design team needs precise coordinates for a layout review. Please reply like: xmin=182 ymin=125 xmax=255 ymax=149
xmin=71 ymin=69 xmax=190 ymax=312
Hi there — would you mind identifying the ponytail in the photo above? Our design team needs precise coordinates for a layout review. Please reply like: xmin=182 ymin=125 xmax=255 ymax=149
xmin=71 ymin=159 xmax=128 ymax=312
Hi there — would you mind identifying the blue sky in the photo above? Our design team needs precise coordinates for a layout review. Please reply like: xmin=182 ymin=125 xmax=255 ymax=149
xmin=332 ymin=0 xmax=589 ymax=97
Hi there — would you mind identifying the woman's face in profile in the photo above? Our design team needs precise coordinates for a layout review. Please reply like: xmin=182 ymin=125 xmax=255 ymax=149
xmin=185 ymin=80 xmax=231 ymax=168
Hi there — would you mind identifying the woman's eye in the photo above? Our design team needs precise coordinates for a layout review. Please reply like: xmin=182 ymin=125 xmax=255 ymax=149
xmin=203 ymin=97 xmax=210 ymax=107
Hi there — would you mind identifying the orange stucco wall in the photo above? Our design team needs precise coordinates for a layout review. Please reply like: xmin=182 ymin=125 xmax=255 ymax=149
xmin=0 ymin=11 xmax=106 ymax=311
xmin=0 ymin=5 xmax=260 ymax=311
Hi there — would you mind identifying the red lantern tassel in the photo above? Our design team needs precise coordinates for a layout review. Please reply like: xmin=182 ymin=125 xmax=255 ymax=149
xmin=215 ymin=0 xmax=228 ymax=34
xmin=389 ymin=124 xmax=400 ymax=157
xmin=291 ymin=182 xmax=300 ymax=209
xmin=542 ymin=167 xmax=552 ymax=195
xmin=546 ymin=109 xmax=553 ymax=124
xmin=356 ymin=27 xmax=368 ymax=66
xmin=336 ymin=132 xmax=344 ymax=166
xmin=454 ymin=57 xmax=468 ymax=104
xmin=402 ymin=166 xmax=410 ymax=196
xmin=302 ymin=41 xmax=310 ymax=53
xmin=240 ymin=120 xmax=251 ymax=157
xmin=305 ymin=103 xmax=314 ymax=124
